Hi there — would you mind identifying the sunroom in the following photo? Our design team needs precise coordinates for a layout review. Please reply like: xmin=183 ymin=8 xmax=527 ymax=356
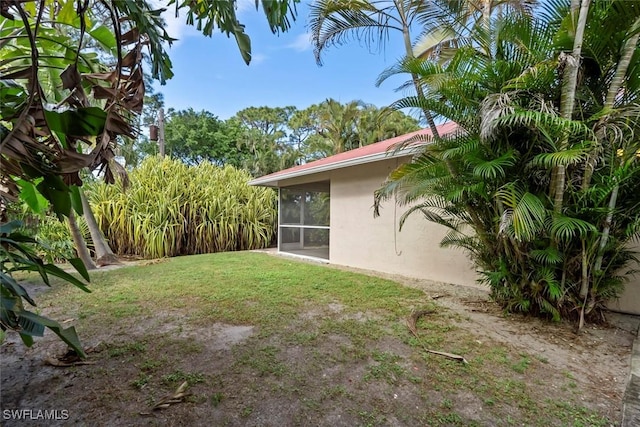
xmin=278 ymin=182 xmax=330 ymax=260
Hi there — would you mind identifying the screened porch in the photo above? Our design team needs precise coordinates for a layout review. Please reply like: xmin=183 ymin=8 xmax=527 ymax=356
xmin=278 ymin=182 xmax=330 ymax=260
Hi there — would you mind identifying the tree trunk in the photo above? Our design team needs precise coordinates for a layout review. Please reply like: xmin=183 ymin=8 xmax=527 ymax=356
xmin=593 ymin=180 xmax=619 ymax=277
xmin=582 ymin=15 xmax=640 ymax=189
xmin=80 ymin=188 xmax=120 ymax=267
xmin=589 ymin=16 xmax=640 ymax=274
xmin=68 ymin=210 xmax=96 ymax=270
xmin=480 ymin=0 xmax=492 ymax=56
xmin=552 ymin=0 xmax=591 ymax=213
xmin=604 ymin=17 xmax=640 ymax=107
xmin=577 ymin=15 xmax=639 ymax=329
xmin=396 ymin=0 xmax=440 ymax=139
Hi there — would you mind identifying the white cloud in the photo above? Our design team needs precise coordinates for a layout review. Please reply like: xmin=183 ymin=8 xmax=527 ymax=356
xmin=251 ymin=53 xmax=268 ymax=65
xmin=286 ymin=33 xmax=312 ymax=52
xmin=236 ymin=0 xmax=257 ymax=15
xmin=152 ymin=0 xmax=202 ymax=44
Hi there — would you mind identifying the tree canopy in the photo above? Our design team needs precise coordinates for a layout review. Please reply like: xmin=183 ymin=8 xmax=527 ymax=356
xmin=0 ymin=0 xmax=299 ymax=219
xmin=162 ymin=109 xmax=247 ymax=167
xmin=145 ymin=101 xmax=420 ymax=176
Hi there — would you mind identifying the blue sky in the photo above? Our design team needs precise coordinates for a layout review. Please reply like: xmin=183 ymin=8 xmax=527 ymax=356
xmin=153 ymin=2 xmax=415 ymax=120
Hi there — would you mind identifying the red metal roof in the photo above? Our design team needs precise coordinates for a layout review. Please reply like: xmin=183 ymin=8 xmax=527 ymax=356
xmin=250 ymin=121 xmax=458 ymax=187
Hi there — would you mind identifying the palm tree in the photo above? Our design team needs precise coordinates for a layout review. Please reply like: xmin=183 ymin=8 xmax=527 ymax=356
xmin=316 ymin=99 xmax=364 ymax=154
xmin=552 ymin=0 xmax=591 ymax=214
xmin=309 ymin=0 xmax=532 ymax=135
xmin=355 ymin=105 xmax=421 ymax=145
xmin=374 ymin=0 xmax=640 ymax=323
xmin=309 ymin=0 xmax=442 ymax=136
xmin=411 ymin=0 xmax=535 ymax=62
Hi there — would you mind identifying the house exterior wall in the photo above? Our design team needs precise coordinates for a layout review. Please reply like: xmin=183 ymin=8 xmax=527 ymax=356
xmin=609 ymin=282 xmax=640 ymax=314
xmin=607 ymin=244 xmax=640 ymax=314
xmin=328 ymin=158 xmax=478 ymax=287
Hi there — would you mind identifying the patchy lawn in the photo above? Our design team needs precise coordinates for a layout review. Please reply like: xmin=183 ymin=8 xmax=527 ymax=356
xmin=1 ymin=252 xmax=633 ymax=426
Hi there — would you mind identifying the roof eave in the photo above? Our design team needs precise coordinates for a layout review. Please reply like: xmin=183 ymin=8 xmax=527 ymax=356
xmin=248 ymin=145 xmax=424 ymax=187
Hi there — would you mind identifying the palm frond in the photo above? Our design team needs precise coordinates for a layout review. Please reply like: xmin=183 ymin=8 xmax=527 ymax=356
xmin=548 ymin=214 xmax=598 ymax=244
xmin=398 ymin=203 xmax=460 ymax=232
xmin=529 ymin=141 xmax=593 ymax=168
xmin=496 ymin=184 xmax=548 ymax=241
xmin=530 ymin=247 xmax=564 ymax=266
xmin=470 ymin=149 xmax=518 ymax=180
xmin=440 ymin=229 xmax=480 ymax=254
xmin=309 ymin=0 xmax=400 ymax=65
xmin=441 ymin=136 xmax=480 ymax=159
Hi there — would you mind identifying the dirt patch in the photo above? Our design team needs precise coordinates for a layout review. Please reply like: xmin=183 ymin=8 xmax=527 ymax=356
xmin=1 ymin=260 xmax=637 ymax=426
xmin=353 ymin=267 xmax=637 ymax=421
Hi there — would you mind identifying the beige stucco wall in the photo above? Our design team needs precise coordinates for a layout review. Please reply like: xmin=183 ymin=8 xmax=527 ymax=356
xmin=328 ymin=158 xmax=478 ymax=287
xmin=607 ymin=243 xmax=640 ymax=314
xmin=609 ymin=282 xmax=640 ymax=315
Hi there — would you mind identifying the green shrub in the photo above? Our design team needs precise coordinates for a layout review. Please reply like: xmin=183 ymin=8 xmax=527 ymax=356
xmin=7 ymin=203 xmax=89 ymax=264
xmin=90 ymin=157 xmax=277 ymax=258
xmin=33 ymin=216 xmax=76 ymax=263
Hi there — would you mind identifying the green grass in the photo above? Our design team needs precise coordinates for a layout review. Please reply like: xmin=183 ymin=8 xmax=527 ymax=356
xmin=131 ymin=373 xmax=152 ymax=389
xmin=106 ymin=341 xmax=147 ymax=358
xmin=210 ymin=392 xmax=224 ymax=407
xmin=364 ymin=351 xmax=407 ymax=384
xmin=161 ymin=370 xmax=206 ymax=386
xmin=511 ymin=354 xmax=531 ymax=374
xmin=43 ymin=252 xmax=422 ymax=332
xmin=23 ymin=251 xmax=614 ymax=426
xmin=233 ymin=345 xmax=287 ymax=377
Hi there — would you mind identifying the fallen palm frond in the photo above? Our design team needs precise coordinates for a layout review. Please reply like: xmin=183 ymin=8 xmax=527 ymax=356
xmin=406 ymin=309 xmax=468 ymax=364
xmin=44 ymin=349 xmax=96 ymax=367
xmin=89 ymin=157 xmax=277 ymax=258
xmin=151 ymin=381 xmax=191 ymax=410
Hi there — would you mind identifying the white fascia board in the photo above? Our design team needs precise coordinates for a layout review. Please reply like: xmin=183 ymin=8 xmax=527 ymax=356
xmin=248 ymin=145 xmax=424 ymax=187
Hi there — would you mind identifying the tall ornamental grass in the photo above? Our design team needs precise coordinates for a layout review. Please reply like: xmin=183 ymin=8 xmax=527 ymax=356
xmin=90 ymin=157 xmax=276 ymax=258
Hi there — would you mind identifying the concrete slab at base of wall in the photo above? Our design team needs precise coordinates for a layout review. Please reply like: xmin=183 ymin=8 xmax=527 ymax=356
xmin=622 ymin=321 xmax=640 ymax=426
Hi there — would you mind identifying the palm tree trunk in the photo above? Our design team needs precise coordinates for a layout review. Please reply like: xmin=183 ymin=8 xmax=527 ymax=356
xmin=396 ymin=0 xmax=440 ymax=139
xmin=479 ymin=0 xmax=492 ymax=55
xmin=552 ymin=0 xmax=591 ymax=213
xmin=604 ymin=17 xmax=640 ymax=107
xmin=68 ymin=210 xmax=96 ymax=270
xmin=80 ymin=188 xmax=120 ymax=267
xmin=578 ymin=180 xmax=619 ymax=329
xmin=582 ymin=15 xmax=640 ymax=189
xmin=593 ymin=181 xmax=618 ymax=277
xmin=577 ymin=15 xmax=640 ymax=328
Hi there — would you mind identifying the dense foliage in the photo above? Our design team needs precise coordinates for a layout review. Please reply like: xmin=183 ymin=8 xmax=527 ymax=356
xmin=90 ymin=157 xmax=277 ymax=258
xmin=1 ymin=221 xmax=90 ymax=355
xmin=162 ymin=109 xmax=247 ymax=167
xmin=0 ymin=0 xmax=298 ymax=216
xmin=0 ymin=0 xmax=297 ymax=353
xmin=375 ymin=0 xmax=640 ymax=322
xmin=131 ymin=101 xmax=420 ymax=176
